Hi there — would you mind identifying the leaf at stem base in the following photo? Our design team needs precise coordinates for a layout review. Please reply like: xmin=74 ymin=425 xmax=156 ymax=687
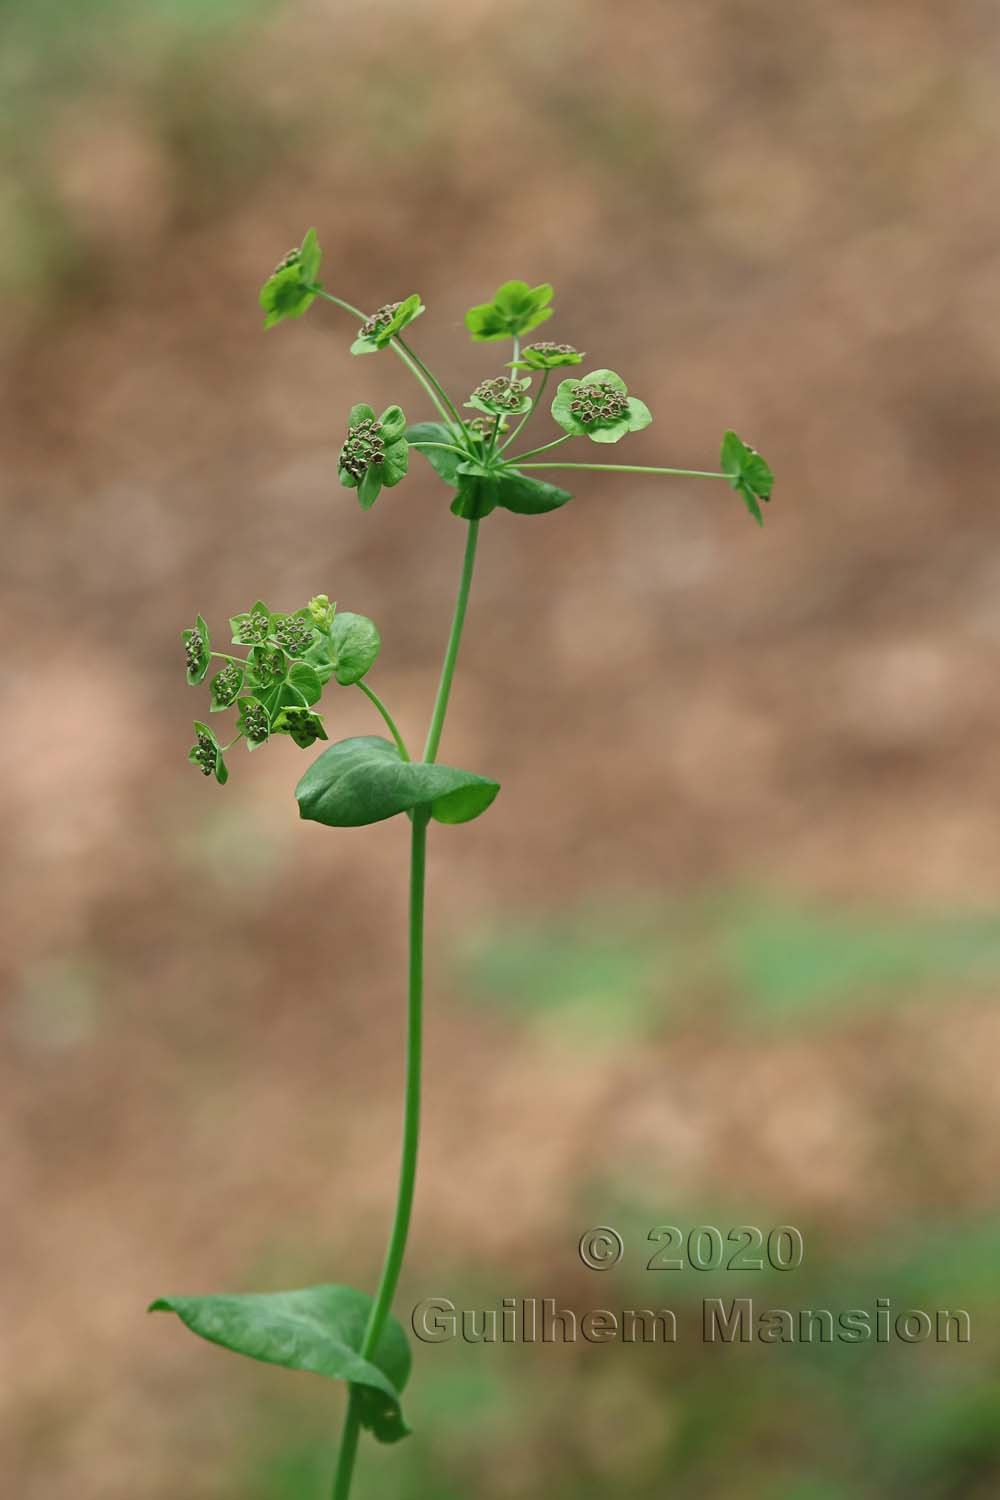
xmin=150 ymin=1284 xmax=412 ymax=1443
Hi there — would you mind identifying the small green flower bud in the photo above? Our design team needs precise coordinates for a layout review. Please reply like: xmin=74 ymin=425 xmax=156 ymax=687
xmin=467 ymin=376 xmax=532 ymax=415
xmin=308 ymin=594 xmax=336 ymax=631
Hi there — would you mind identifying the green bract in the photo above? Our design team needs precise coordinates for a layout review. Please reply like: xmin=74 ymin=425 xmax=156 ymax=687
xmin=273 ymin=706 xmax=328 ymax=748
xmin=465 ymin=375 xmax=532 ymax=417
xmin=465 ymin=279 xmax=553 ymax=341
xmin=150 ymin=1285 xmax=412 ymax=1444
xmin=209 ymin=661 xmax=244 ymax=711
xmin=510 ymin=341 xmax=584 ymax=371
xmin=351 ymin=295 xmax=424 ymax=355
xmin=188 ymin=722 xmax=228 ymax=785
xmin=721 ymin=430 xmax=774 ymax=526
xmin=270 ymin=609 xmax=318 ymax=658
xmin=551 ymin=369 xmax=653 ymax=444
xmin=183 ymin=615 xmax=210 ymax=686
xmin=230 ymin=600 xmax=272 ymax=647
xmin=296 ymin=736 xmax=499 ymax=828
xmin=237 ymin=695 xmax=271 ymax=750
xmin=338 ymin=403 xmax=409 ymax=510
xmin=259 ymin=228 xmax=322 ymax=329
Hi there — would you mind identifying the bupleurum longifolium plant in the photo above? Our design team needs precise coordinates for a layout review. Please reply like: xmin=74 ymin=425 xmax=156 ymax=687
xmin=154 ymin=228 xmax=774 ymax=1499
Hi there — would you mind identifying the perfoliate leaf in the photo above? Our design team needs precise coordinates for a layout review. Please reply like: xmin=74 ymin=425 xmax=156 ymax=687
xmin=721 ymin=430 xmax=774 ymax=525
xmin=465 ymin=280 xmax=554 ymax=341
xmin=296 ymin=736 xmax=499 ymax=828
xmin=150 ymin=1284 xmax=412 ymax=1444
xmin=329 ymin=611 xmax=381 ymax=685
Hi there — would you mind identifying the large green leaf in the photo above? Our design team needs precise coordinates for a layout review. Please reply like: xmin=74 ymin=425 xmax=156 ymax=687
xmin=150 ymin=1284 xmax=411 ymax=1443
xmin=296 ymin=735 xmax=499 ymax=828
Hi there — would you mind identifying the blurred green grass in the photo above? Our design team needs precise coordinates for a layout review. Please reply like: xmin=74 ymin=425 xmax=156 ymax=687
xmin=457 ymin=891 xmax=1000 ymax=1035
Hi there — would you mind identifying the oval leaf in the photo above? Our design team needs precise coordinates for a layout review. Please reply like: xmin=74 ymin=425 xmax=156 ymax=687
xmin=150 ymin=1284 xmax=411 ymax=1443
xmin=296 ymin=736 xmax=499 ymax=828
xmin=329 ymin=611 xmax=382 ymax=685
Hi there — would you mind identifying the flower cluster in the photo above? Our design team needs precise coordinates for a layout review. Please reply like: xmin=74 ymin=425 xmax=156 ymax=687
xmin=351 ymin=294 xmax=424 ymax=355
xmin=551 ymin=368 xmax=652 ymax=444
xmin=258 ymin=228 xmax=322 ymax=329
xmin=512 ymin=341 xmax=584 ymax=371
xmin=338 ymin=404 xmax=409 ymax=510
xmin=466 ymin=376 xmax=532 ymax=417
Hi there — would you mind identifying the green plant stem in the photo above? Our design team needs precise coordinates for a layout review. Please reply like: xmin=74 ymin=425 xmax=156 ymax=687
xmin=331 ymin=806 xmax=428 ymax=1500
xmin=517 ymin=462 xmax=728 ymax=478
xmin=357 ymin=681 xmax=410 ymax=761
xmin=501 ymin=369 xmax=548 ymax=453
xmin=331 ymin=522 xmax=481 ymax=1500
xmin=409 ymin=440 xmax=469 ymax=459
xmin=395 ymin=335 xmax=467 ymax=432
xmin=313 ymin=288 xmax=458 ymax=431
xmin=423 ymin=519 xmax=480 ymax=763
xmin=507 ymin=433 xmax=572 ymax=463
xmin=330 ymin=1393 xmax=362 ymax=1500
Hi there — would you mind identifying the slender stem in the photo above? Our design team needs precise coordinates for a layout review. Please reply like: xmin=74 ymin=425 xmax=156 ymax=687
xmin=330 ymin=808 xmax=428 ymax=1500
xmin=409 ymin=440 xmax=469 ymax=459
xmin=313 ymin=287 xmax=367 ymax=320
xmin=357 ymin=681 xmax=410 ymax=761
xmin=331 ymin=523 xmax=482 ymax=1500
xmin=330 ymin=1394 xmax=362 ymax=1500
xmin=517 ymin=462 xmax=728 ymax=478
xmin=507 ymin=433 xmax=572 ymax=463
xmin=501 ymin=369 xmax=548 ymax=453
xmin=395 ymin=336 xmax=467 ymax=432
xmin=209 ymin=651 xmax=251 ymax=666
xmin=423 ymin=520 xmax=479 ymax=764
xmin=312 ymin=288 xmax=460 ymax=431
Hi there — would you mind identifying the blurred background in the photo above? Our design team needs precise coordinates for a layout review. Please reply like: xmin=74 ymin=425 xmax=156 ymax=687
xmin=3 ymin=0 xmax=1000 ymax=1495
